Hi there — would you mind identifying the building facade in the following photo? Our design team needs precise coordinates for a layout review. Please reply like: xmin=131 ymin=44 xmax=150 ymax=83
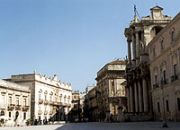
xmin=124 ymin=6 xmax=172 ymax=121
xmin=95 ymin=59 xmax=127 ymax=122
xmin=70 ymin=91 xmax=80 ymax=122
xmin=6 ymin=73 xmax=72 ymax=123
xmin=0 ymin=79 xmax=30 ymax=126
xmin=83 ymin=86 xmax=98 ymax=121
xmin=148 ymin=13 xmax=180 ymax=121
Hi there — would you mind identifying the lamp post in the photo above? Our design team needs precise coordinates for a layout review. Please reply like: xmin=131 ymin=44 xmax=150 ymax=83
xmin=161 ymin=84 xmax=168 ymax=128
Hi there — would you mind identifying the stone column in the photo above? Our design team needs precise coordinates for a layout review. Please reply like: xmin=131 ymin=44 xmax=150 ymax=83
xmin=127 ymin=38 xmax=132 ymax=63
xmin=130 ymin=86 xmax=134 ymax=112
xmin=138 ymin=81 xmax=143 ymax=112
xmin=127 ymin=87 xmax=131 ymax=112
xmin=143 ymin=78 xmax=148 ymax=112
xmin=134 ymin=82 xmax=138 ymax=112
xmin=140 ymin=31 xmax=144 ymax=54
xmin=135 ymin=31 xmax=140 ymax=64
xmin=132 ymin=34 xmax=136 ymax=60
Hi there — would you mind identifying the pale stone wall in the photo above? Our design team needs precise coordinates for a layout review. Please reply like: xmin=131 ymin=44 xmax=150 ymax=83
xmin=7 ymin=73 xmax=72 ymax=122
xmin=0 ymin=79 xmax=30 ymax=126
xmin=148 ymin=13 xmax=180 ymax=121
xmin=95 ymin=60 xmax=126 ymax=121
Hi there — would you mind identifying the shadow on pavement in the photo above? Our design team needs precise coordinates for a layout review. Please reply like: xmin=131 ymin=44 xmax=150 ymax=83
xmin=54 ymin=122 xmax=180 ymax=130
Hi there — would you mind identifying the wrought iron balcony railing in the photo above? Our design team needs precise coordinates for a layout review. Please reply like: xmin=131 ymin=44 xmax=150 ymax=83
xmin=38 ymin=99 xmax=43 ymax=104
xmin=171 ymin=75 xmax=178 ymax=82
xmin=44 ymin=100 xmax=48 ymax=105
xmin=22 ymin=106 xmax=29 ymax=111
xmin=38 ymin=110 xmax=42 ymax=115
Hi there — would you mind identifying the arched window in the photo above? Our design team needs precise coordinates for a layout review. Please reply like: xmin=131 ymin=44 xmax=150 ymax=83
xmin=151 ymin=26 xmax=163 ymax=38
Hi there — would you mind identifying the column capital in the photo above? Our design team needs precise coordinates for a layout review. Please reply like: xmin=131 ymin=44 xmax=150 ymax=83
xmin=127 ymin=37 xmax=132 ymax=43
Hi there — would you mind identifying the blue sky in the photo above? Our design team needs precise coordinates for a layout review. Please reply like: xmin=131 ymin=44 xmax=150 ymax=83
xmin=0 ymin=0 xmax=179 ymax=91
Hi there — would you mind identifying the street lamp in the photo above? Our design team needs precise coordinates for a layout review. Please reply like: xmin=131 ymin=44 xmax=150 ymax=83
xmin=161 ymin=84 xmax=168 ymax=128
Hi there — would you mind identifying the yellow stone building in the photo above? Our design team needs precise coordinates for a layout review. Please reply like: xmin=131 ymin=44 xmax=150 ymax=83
xmin=95 ymin=59 xmax=127 ymax=122
xmin=124 ymin=6 xmax=172 ymax=121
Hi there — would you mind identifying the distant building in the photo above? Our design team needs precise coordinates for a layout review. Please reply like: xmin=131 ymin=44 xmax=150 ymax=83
xmin=69 ymin=91 xmax=80 ymax=121
xmin=148 ymin=13 xmax=180 ymax=121
xmin=124 ymin=6 xmax=172 ymax=121
xmin=83 ymin=86 xmax=98 ymax=121
xmin=95 ymin=59 xmax=127 ymax=122
xmin=69 ymin=91 xmax=86 ymax=122
xmin=6 ymin=73 xmax=72 ymax=123
xmin=0 ymin=79 xmax=30 ymax=126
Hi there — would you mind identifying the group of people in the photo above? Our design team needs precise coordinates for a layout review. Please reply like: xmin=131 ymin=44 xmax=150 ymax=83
xmin=33 ymin=118 xmax=48 ymax=125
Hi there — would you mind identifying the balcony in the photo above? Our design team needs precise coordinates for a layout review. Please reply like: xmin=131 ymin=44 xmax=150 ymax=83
xmin=15 ymin=105 xmax=21 ymax=110
xmin=38 ymin=99 xmax=43 ymax=104
xmin=59 ymin=102 xmax=63 ymax=106
xmin=54 ymin=101 xmax=61 ymax=106
xmin=49 ymin=111 xmax=53 ymax=115
xmin=63 ymin=103 xmax=71 ymax=107
xmin=38 ymin=110 xmax=42 ymax=115
xmin=44 ymin=100 xmax=48 ymax=105
xmin=49 ymin=100 xmax=54 ymax=105
xmin=44 ymin=110 xmax=48 ymax=115
xmin=22 ymin=106 xmax=29 ymax=111
xmin=161 ymin=79 xmax=168 ymax=86
xmin=67 ymin=103 xmax=71 ymax=107
xmin=171 ymin=75 xmax=178 ymax=82
xmin=8 ymin=104 xmax=15 ymax=111
xmin=153 ymin=83 xmax=159 ymax=89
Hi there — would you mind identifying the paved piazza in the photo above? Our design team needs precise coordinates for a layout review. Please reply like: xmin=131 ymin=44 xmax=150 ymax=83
xmin=0 ymin=122 xmax=180 ymax=130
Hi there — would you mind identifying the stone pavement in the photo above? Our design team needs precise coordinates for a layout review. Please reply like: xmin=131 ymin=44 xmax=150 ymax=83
xmin=0 ymin=122 xmax=180 ymax=130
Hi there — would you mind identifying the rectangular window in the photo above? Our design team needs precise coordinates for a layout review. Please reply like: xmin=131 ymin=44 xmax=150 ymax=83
xmin=111 ymin=80 xmax=114 ymax=86
xmin=23 ymin=97 xmax=27 ymax=106
xmin=45 ymin=105 xmax=47 ymax=111
xmin=50 ymin=95 xmax=52 ymax=102
xmin=177 ymin=98 xmax=180 ymax=111
xmin=173 ymin=64 xmax=177 ymax=76
xmin=153 ymin=48 xmax=156 ymax=57
xmin=9 ymin=96 xmax=12 ymax=105
xmin=60 ymin=95 xmax=62 ymax=102
xmin=157 ymin=102 xmax=160 ymax=112
xmin=171 ymin=31 xmax=175 ymax=41
xmin=166 ymin=100 xmax=169 ymax=112
xmin=16 ymin=96 xmax=19 ymax=105
xmin=39 ymin=93 xmax=41 ymax=100
xmin=23 ymin=112 xmax=26 ymax=120
xmin=45 ymin=94 xmax=47 ymax=101
xmin=163 ymin=70 xmax=166 ymax=83
xmin=160 ymin=39 xmax=164 ymax=50
xmin=1 ymin=95 xmax=5 ymax=106
xmin=154 ymin=75 xmax=158 ymax=84
xmin=9 ymin=112 xmax=11 ymax=118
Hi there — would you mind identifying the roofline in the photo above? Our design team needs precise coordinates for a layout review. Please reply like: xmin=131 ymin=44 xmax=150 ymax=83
xmin=147 ymin=12 xmax=180 ymax=48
